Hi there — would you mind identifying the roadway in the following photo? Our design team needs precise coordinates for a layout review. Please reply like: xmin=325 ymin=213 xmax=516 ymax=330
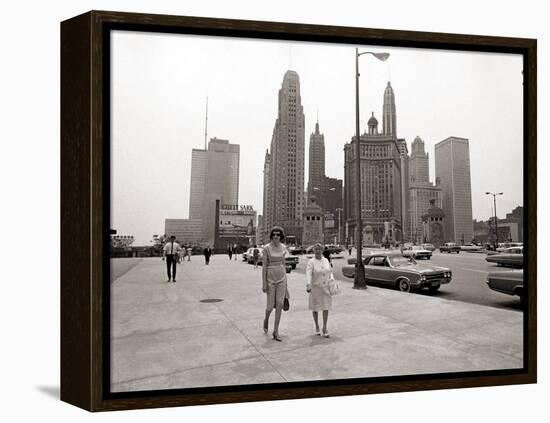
xmin=291 ymin=250 xmax=523 ymax=312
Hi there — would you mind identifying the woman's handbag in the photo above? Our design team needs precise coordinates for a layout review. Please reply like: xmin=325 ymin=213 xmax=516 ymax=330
xmin=328 ymin=278 xmax=342 ymax=296
xmin=283 ymin=286 xmax=290 ymax=311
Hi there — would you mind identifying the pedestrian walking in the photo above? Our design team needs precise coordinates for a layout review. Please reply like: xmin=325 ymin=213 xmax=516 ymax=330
xmin=203 ymin=245 xmax=212 ymax=265
xmin=233 ymin=243 xmax=238 ymax=261
xmin=348 ymin=245 xmax=352 ymax=256
xmin=227 ymin=245 xmax=233 ymax=261
xmin=186 ymin=245 xmax=192 ymax=261
xmin=252 ymin=244 xmax=260 ymax=269
xmin=306 ymin=243 xmax=334 ymax=338
xmin=262 ymin=226 xmax=288 ymax=342
xmin=162 ymin=235 xmax=182 ymax=282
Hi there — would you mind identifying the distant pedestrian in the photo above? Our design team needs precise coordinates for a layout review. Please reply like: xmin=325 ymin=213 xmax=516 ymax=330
xmin=204 ymin=245 xmax=212 ymax=265
xmin=348 ymin=246 xmax=352 ymax=256
xmin=306 ymin=243 xmax=334 ymax=338
xmin=253 ymin=244 xmax=260 ymax=269
xmin=162 ymin=235 xmax=182 ymax=282
xmin=227 ymin=245 xmax=233 ymax=261
xmin=262 ymin=226 xmax=288 ymax=342
xmin=186 ymin=246 xmax=192 ymax=261
xmin=233 ymin=243 xmax=238 ymax=261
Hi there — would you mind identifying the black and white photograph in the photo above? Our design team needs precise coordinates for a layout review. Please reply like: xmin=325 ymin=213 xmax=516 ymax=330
xmin=109 ymin=30 xmax=526 ymax=393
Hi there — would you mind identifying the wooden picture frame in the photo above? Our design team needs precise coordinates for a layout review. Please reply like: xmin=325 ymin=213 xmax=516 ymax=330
xmin=61 ymin=10 xmax=536 ymax=411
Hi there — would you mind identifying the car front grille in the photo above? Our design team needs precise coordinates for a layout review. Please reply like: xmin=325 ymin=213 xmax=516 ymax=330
xmin=425 ymin=272 xmax=445 ymax=281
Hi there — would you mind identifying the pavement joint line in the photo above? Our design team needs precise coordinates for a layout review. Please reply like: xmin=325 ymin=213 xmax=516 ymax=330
xmin=113 ymin=353 xmax=268 ymax=386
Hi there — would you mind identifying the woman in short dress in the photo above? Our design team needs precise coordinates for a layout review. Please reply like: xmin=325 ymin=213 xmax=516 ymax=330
xmin=262 ymin=226 xmax=288 ymax=342
xmin=306 ymin=243 xmax=334 ymax=338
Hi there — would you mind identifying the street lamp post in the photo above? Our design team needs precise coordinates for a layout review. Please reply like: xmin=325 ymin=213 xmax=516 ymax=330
xmin=354 ymin=48 xmax=389 ymax=289
xmin=485 ymin=191 xmax=503 ymax=248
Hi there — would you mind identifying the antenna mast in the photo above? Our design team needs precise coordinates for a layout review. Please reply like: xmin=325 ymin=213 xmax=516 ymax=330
xmin=204 ymin=97 xmax=209 ymax=150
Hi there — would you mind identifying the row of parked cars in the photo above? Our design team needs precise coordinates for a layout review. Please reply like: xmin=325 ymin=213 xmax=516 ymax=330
xmin=341 ymin=242 xmax=525 ymax=305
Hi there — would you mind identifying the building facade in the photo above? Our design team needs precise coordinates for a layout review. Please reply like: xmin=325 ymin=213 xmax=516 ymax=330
xmin=262 ymin=70 xmax=305 ymax=243
xmin=164 ymin=218 xmax=203 ymax=245
xmin=307 ymin=120 xmax=325 ymax=199
xmin=434 ymin=136 xmax=473 ymax=244
xmin=344 ymin=113 xmax=403 ymax=245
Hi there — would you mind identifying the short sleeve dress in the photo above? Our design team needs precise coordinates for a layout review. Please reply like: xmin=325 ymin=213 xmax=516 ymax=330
xmin=262 ymin=243 xmax=288 ymax=309
xmin=306 ymin=257 xmax=333 ymax=311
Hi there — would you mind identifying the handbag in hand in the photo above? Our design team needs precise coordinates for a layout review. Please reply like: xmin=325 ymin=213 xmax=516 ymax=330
xmin=328 ymin=278 xmax=342 ymax=296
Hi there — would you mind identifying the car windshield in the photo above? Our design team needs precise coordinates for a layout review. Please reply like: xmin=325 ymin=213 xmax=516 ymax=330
xmin=389 ymin=256 xmax=416 ymax=267
xmin=412 ymin=246 xmax=423 ymax=251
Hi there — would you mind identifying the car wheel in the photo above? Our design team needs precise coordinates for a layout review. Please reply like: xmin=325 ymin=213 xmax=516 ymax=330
xmin=428 ymin=284 xmax=440 ymax=293
xmin=397 ymin=278 xmax=411 ymax=292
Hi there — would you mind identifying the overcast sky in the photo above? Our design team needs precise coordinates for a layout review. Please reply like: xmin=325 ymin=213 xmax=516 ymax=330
xmin=111 ymin=31 xmax=523 ymax=245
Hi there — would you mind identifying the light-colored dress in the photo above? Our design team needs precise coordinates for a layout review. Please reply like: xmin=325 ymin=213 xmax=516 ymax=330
xmin=262 ymin=243 xmax=288 ymax=309
xmin=306 ymin=257 xmax=333 ymax=311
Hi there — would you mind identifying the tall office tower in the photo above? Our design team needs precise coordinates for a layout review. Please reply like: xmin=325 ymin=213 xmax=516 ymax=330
xmin=434 ymin=136 xmax=473 ymax=244
xmin=344 ymin=112 xmax=403 ymax=245
xmin=263 ymin=70 xmax=305 ymax=242
xmin=189 ymin=149 xmax=208 ymax=220
xmin=308 ymin=120 xmax=325 ymax=199
xmin=408 ymin=136 xmax=442 ymax=242
xmin=188 ymin=137 xmax=240 ymax=244
xmin=262 ymin=149 xmax=272 ymax=242
xmin=382 ymin=82 xmax=397 ymax=136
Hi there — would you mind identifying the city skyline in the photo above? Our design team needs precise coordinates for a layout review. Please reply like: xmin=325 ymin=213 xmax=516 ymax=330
xmin=110 ymin=31 xmax=523 ymax=244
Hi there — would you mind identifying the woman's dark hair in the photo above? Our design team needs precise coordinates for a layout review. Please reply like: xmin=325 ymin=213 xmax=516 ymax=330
xmin=269 ymin=226 xmax=285 ymax=241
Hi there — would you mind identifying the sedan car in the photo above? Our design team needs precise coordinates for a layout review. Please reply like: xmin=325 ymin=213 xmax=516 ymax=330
xmin=485 ymin=247 xmax=523 ymax=268
xmin=421 ymin=243 xmax=436 ymax=252
xmin=402 ymin=245 xmax=432 ymax=260
xmin=486 ymin=269 xmax=523 ymax=303
xmin=460 ymin=243 xmax=482 ymax=251
xmin=341 ymin=252 xmax=452 ymax=293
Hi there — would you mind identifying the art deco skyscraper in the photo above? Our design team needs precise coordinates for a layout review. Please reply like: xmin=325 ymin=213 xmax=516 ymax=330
xmin=263 ymin=70 xmax=305 ymax=242
xmin=435 ymin=136 xmax=473 ymax=243
xmin=383 ymin=82 xmax=397 ymax=136
xmin=408 ymin=136 xmax=442 ymax=242
xmin=308 ymin=120 xmax=325 ymax=196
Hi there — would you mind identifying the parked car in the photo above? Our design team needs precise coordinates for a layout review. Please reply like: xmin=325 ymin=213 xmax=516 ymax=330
xmin=246 ymin=246 xmax=298 ymax=269
xmin=496 ymin=242 xmax=523 ymax=252
xmin=288 ymin=245 xmax=305 ymax=255
xmin=460 ymin=243 xmax=482 ymax=252
xmin=486 ymin=269 xmax=524 ymax=303
xmin=485 ymin=246 xmax=523 ymax=268
xmin=341 ymin=251 xmax=452 ymax=293
xmin=247 ymin=247 xmax=264 ymax=265
xmin=421 ymin=243 xmax=436 ymax=252
xmin=402 ymin=245 xmax=432 ymax=260
xmin=440 ymin=242 xmax=461 ymax=253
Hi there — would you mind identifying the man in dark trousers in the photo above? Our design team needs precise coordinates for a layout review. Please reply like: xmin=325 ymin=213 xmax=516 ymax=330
xmin=204 ymin=245 xmax=212 ymax=265
xmin=162 ymin=235 xmax=182 ymax=282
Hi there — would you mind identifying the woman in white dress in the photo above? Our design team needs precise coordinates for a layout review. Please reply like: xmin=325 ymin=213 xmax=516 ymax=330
xmin=306 ymin=243 xmax=334 ymax=338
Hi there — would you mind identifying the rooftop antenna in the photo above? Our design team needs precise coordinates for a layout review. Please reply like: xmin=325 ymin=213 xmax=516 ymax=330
xmin=204 ymin=96 xmax=209 ymax=150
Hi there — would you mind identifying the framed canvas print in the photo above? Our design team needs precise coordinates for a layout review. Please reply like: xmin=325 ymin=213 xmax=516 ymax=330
xmin=61 ymin=10 xmax=536 ymax=411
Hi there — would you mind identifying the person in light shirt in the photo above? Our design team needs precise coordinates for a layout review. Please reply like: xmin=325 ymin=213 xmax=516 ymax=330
xmin=306 ymin=243 xmax=334 ymax=338
xmin=162 ymin=235 xmax=182 ymax=283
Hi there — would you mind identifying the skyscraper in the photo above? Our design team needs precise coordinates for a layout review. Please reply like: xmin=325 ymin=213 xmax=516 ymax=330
xmin=344 ymin=112 xmax=403 ymax=245
xmin=308 ymin=119 xmax=325 ymax=198
xmin=383 ymin=82 xmax=397 ymax=136
xmin=408 ymin=136 xmax=442 ymax=242
xmin=434 ymin=136 xmax=473 ymax=244
xmin=263 ymin=70 xmax=305 ymax=242
xmin=188 ymin=137 xmax=240 ymax=244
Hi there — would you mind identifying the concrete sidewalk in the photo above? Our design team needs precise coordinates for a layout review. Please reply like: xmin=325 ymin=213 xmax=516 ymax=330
xmin=110 ymin=257 xmax=523 ymax=392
